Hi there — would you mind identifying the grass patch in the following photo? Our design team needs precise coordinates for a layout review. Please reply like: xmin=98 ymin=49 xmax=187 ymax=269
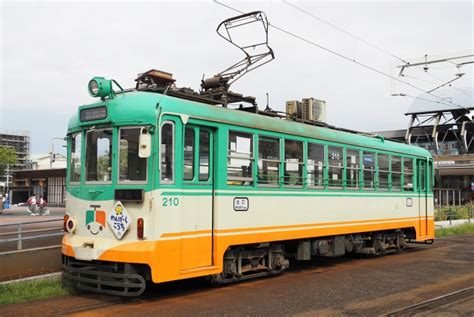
xmin=436 ymin=222 xmax=474 ymax=238
xmin=0 ymin=276 xmax=69 ymax=305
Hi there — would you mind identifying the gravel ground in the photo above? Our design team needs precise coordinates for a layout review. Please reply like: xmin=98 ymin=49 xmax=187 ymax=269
xmin=1 ymin=234 xmax=473 ymax=316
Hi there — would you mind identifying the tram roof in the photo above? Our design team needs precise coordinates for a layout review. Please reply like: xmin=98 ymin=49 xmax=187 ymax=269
xmin=69 ymin=90 xmax=432 ymax=158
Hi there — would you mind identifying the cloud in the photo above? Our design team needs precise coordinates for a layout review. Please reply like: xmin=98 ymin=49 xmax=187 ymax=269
xmin=1 ymin=1 xmax=472 ymax=154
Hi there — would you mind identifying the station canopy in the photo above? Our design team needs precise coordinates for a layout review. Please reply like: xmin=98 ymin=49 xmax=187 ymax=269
xmin=406 ymin=86 xmax=473 ymax=115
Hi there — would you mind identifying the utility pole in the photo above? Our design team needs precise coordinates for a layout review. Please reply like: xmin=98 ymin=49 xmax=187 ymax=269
xmin=49 ymin=138 xmax=65 ymax=169
xmin=6 ymin=163 xmax=9 ymax=199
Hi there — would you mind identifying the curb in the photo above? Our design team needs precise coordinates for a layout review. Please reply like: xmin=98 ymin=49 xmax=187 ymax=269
xmin=0 ymin=272 xmax=61 ymax=286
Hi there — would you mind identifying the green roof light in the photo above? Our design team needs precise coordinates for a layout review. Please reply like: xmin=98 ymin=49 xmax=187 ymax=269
xmin=88 ymin=77 xmax=113 ymax=99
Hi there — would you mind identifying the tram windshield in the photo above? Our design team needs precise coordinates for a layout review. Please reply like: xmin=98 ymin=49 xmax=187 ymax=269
xmin=85 ymin=129 xmax=113 ymax=182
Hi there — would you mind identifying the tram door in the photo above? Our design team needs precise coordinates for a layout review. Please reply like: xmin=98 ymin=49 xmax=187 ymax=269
xmin=180 ymin=125 xmax=214 ymax=270
xmin=418 ymin=160 xmax=428 ymax=237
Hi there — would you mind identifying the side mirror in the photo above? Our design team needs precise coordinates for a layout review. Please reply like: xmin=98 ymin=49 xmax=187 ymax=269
xmin=139 ymin=128 xmax=151 ymax=158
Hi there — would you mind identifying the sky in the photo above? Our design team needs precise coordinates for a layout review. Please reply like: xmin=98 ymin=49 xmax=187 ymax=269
xmin=1 ymin=0 xmax=473 ymax=155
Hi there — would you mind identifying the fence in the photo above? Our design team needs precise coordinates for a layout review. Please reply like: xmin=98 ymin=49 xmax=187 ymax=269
xmin=434 ymin=188 xmax=463 ymax=207
xmin=0 ymin=218 xmax=63 ymax=253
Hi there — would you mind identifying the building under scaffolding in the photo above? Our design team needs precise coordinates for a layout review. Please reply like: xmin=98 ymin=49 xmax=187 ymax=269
xmin=0 ymin=130 xmax=30 ymax=171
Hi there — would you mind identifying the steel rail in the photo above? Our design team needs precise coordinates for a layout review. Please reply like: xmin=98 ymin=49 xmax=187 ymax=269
xmin=385 ymin=286 xmax=474 ymax=316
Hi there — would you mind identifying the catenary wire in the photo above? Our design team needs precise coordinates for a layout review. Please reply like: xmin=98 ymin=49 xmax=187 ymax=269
xmin=283 ymin=0 xmax=409 ymax=64
xmin=283 ymin=0 xmax=473 ymax=101
xmin=213 ymin=1 xmax=469 ymax=110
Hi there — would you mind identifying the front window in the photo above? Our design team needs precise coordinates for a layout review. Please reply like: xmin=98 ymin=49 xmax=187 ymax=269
xmin=70 ymin=133 xmax=82 ymax=183
xmin=85 ymin=129 xmax=112 ymax=182
xmin=119 ymin=128 xmax=147 ymax=182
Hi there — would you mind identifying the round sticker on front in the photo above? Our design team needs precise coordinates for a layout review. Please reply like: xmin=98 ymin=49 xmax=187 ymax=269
xmin=108 ymin=201 xmax=131 ymax=239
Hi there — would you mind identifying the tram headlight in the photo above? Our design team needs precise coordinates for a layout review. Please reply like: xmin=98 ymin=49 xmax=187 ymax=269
xmin=66 ymin=216 xmax=78 ymax=234
xmin=88 ymin=77 xmax=112 ymax=98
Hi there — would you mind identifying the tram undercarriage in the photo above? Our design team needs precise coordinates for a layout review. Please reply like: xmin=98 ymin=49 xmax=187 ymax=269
xmin=210 ymin=229 xmax=410 ymax=284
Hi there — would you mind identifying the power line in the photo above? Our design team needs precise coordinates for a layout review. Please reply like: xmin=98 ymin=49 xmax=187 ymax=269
xmin=213 ymin=1 xmax=468 ymax=110
xmin=283 ymin=0 xmax=409 ymax=64
xmin=401 ymin=93 xmax=461 ymax=110
xmin=282 ymin=0 xmax=473 ymax=102
xmin=425 ymin=71 xmax=473 ymax=96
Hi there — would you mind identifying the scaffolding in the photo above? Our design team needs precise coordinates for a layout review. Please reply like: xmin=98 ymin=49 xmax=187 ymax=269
xmin=0 ymin=130 xmax=31 ymax=171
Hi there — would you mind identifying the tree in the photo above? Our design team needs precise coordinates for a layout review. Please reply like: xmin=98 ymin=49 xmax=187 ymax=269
xmin=0 ymin=146 xmax=17 ymax=176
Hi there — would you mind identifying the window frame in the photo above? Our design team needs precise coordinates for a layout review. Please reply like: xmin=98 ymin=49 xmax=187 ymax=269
xmin=403 ymin=157 xmax=414 ymax=192
xmin=227 ymin=130 xmax=254 ymax=185
xmin=283 ymin=138 xmax=304 ymax=187
xmin=257 ymin=135 xmax=281 ymax=187
xmin=391 ymin=155 xmax=402 ymax=192
xmin=377 ymin=153 xmax=390 ymax=191
xmin=160 ymin=121 xmax=175 ymax=185
xmin=84 ymin=128 xmax=113 ymax=185
xmin=327 ymin=145 xmax=344 ymax=189
xmin=307 ymin=141 xmax=326 ymax=189
xmin=362 ymin=151 xmax=376 ymax=190
xmin=117 ymin=126 xmax=149 ymax=185
xmin=345 ymin=147 xmax=361 ymax=190
xmin=183 ymin=126 xmax=196 ymax=182
xmin=69 ymin=132 xmax=82 ymax=185
xmin=198 ymin=129 xmax=211 ymax=182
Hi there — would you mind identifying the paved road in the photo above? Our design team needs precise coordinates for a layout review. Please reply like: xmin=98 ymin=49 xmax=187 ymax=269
xmin=1 ymin=234 xmax=473 ymax=316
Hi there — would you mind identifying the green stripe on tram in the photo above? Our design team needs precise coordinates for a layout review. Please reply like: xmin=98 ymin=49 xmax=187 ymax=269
xmin=160 ymin=191 xmax=432 ymax=198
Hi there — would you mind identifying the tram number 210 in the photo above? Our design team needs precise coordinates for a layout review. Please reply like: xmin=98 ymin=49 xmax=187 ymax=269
xmin=162 ymin=197 xmax=180 ymax=207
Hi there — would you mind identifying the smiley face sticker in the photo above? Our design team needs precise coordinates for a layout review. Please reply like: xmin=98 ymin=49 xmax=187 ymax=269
xmin=85 ymin=209 xmax=106 ymax=235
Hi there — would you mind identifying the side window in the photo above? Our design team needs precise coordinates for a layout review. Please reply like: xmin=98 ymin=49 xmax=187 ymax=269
xmin=183 ymin=127 xmax=195 ymax=181
xmin=328 ymin=146 xmax=343 ymax=188
xmin=70 ymin=133 xmax=81 ymax=183
xmin=199 ymin=130 xmax=210 ymax=181
xmin=378 ymin=154 xmax=389 ymax=190
xmin=258 ymin=136 xmax=280 ymax=186
xmin=119 ymin=128 xmax=148 ymax=182
xmin=363 ymin=152 xmax=375 ymax=190
xmin=346 ymin=149 xmax=360 ymax=189
xmin=391 ymin=156 xmax=402 ymax=191
xmin=160 ymin=122 xmax=174 ymax=183
xmin=227 ymin=131 xmax=253 ymax=185
xmin=420 ymin=161 xmax=426 ymax=192
xmin=429 ymin=160 xmax=434 ymax=192
xmin=307 ymin=143 xmax=325 ymax=188
xmin=284 ymin=140 xmax=303 ymax=186
xmin=403 ymin=158 xmax=413 ymax=191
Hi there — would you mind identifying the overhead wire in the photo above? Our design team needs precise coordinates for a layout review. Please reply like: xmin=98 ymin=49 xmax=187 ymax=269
xmin=214 ymin=0 xmax=467 ymax=109
xmin=214 ymin=0 xmax=469 ymax=110
xmin=282 ymin=0 xmax=473 ymax=104
xmin=282 ymin=0 xmax=409 ymax=64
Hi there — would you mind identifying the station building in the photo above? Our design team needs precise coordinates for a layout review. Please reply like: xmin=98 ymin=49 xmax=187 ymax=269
xmin=375 ymin=92 xmax=473 ymax=205
xmin=10 ymin=153 xmax=66 ymax=207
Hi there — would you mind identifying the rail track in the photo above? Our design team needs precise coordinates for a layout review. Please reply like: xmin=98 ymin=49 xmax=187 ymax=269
xmin=0 ymin=234 xmax=472 ymax=317
xmin=386 ymin=286 xmax=474 ymax=316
